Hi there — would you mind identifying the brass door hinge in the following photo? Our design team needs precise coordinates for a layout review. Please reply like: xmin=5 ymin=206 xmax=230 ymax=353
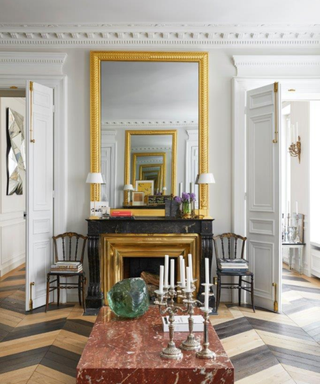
xmin=272 ymin=282 xmax=278 ymax=312
xmin=29 ymin=282 xmax=35 ymax=310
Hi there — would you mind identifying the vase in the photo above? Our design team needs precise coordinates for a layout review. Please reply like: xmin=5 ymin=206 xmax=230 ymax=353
xmin=182 ymin=201 xmax=191 ymax=219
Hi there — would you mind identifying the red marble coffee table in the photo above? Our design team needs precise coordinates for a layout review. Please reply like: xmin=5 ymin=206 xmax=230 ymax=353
xmin=77 ymin=306 xmax=234 ymax=384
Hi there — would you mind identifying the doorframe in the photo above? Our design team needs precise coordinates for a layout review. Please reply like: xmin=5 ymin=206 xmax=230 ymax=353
xmin=0 ymin=52 xmax=68 ymax=305
xmin=232 ymin=55 xmax=320 ymax=305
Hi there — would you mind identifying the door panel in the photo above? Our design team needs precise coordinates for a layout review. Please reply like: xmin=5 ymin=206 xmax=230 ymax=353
xmin=247 ymin=83 xmax=281 ymax=312
xmin=26 ymin=81 xmax=53 ymax=311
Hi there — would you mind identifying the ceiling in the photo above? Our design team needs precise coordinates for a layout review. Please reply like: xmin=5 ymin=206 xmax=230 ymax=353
xmin=0 ymin=0 xmax=319 ymax=25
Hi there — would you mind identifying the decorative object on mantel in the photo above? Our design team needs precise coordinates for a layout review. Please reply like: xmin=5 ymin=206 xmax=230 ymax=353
xmin=174 ymin=192 xmax=196 ymax=219
xmin=107 ymin=277 xmax=149 ymax=318
xmin=90 ymin=201 xmax=109 ymax=218
xmin=288 ymin=123 xmax=301 ymax=163
xmin=86 ymin=172 xmax=104 ymax=219
xmin=123 ymin=184 xmax=134 ymax=204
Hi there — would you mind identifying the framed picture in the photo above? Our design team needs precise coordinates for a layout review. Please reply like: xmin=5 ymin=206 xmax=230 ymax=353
xmin=135 ymin=180 xmax=154 ymax=196
xmin=132 ymin=191 xmax=145 ymax=206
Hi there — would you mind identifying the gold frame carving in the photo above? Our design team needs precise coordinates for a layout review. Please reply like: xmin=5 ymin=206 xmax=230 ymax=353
xmin=90 ymin=51 xmax=209 ymax=216
xmin=101 ymin=233 xmax=200 ymax=304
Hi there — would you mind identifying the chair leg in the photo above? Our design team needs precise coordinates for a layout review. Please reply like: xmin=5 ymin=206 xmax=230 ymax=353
xmin=82 ymin=275 xmax=86 ymax=311
xmin=216 ymin=275 xmax=221 ymax=313
xmin=57 ymin=275 xmax=60 ymax=307
xmin=78 ymin=275 xmax=82 ymax=306
xmin=238 ymin=276 xmax=242 ymax=307
xmin=251 ymin=275 xmax=255 ymax=312
xmin=46 ymin=275 xmax=50 ymax=312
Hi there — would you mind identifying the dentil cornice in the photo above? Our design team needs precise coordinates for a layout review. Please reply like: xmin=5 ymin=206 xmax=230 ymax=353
xmin=0 ymin=23 xmax=319 ymax=46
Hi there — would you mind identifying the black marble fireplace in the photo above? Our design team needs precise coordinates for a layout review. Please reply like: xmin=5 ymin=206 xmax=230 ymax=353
xmin=85 ymin=217 xmax=214 ymax=313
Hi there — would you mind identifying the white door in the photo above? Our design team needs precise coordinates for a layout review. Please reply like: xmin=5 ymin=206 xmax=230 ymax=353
xmin=25 ymin=81 xmax=54 ymax=311
xmin=246 ymin=83 xmax=282 ymax=312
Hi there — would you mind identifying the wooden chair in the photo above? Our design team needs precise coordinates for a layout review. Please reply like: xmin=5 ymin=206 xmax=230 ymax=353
xmin=46 ymin=232 xmax=87 ymax=312
xmin=213 ymin=233 xmax=255 ymax=313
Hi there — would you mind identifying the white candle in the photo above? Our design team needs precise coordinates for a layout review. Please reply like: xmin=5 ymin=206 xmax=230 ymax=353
xmin=188 ymin=253 xmax=193 ymax=282
xmin=159 ymin=265 xmax=164 ymax=294
xmin=179 ymin=182 xmax=183 ymax=197
xmin=296 ymin=122 xmax=299 ymax=140
xmin=170 ymin=259 xmax=175 ymax=288
xmin=179 ymin=256 xmax=183 ymax=285
xmin=204 ymin=284 xmax=209 ymax=311
xmin=288 ymin=201 xmax=290 ymax=216
xmin=205 ymin=258 xmax=210 ymax=284
xmin=181 ymin=258 xmax=185 ymax=288
xmin=296 ymin=201 xmax=298 ymax=215
xmin=186 ymin=266 xmax=191 ymax=291
xmin=164 ymin=255 xmax=169 ymax=287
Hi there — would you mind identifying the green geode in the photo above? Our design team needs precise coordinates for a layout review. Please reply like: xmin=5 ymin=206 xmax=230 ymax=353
xmin=107 ymin=277 xmax=149 ymax=318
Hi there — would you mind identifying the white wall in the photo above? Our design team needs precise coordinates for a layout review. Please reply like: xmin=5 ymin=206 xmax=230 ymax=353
xmin=0 ymin=97 xmax=25 ymax=276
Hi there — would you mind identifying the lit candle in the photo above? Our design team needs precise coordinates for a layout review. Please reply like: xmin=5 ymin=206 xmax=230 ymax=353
xmin=179 ymin=182 xmax=183 ymax=197
xmin=205 ymin=258 xmax=210 ymax=284
xmin=159 ymin=265 xmax=164 ymax=294
xmin=188 ymin=253 xmax=193 ymax=282
xmin=186 ymin=266 xmax=191 ymax=291
xmin=181 ymin=258 xmax=185 ymax=288
xmin=204 ymin=284 xmax=209 ymax=311
xmin=296 ymin=201 xmax=298 ymax=215
xmin=164 ymin=255 xmax=169 ymax=287
xmin=170 ymin=259 xmax=175 ymax=288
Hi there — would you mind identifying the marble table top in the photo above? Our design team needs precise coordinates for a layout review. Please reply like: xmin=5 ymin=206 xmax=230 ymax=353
xmin=77 ymin=306 xmax=234 ymax=384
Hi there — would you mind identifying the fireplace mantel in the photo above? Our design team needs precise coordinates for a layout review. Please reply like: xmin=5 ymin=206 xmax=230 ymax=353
xmin=85 ymin=217 xmax=214 ymax=313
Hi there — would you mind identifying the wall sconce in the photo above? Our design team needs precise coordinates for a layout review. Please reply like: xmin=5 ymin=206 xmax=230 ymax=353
xmin=288 ymin=136 xmax=301 ymax=163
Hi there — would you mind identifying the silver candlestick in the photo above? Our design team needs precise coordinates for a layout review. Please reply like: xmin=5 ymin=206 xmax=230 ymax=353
xmin=155 ymin=289 xmax=184 ymax=360
xmin=196 ymin=306 xmax=216 ymax=359
xmin=180 ymin=286 xmax=201 ymax=351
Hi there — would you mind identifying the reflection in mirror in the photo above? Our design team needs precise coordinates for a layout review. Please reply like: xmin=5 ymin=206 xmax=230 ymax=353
xmin=100 ymin=60 xmax=199 ymax=209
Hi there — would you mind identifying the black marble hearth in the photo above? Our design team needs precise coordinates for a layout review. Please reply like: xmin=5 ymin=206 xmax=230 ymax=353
xmin=85 ymin=217 xmax=214 ymax=314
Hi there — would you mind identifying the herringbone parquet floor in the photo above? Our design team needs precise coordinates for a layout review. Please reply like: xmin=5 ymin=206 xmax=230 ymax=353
xmin=0 ymin=264 xmax=319 ymax=383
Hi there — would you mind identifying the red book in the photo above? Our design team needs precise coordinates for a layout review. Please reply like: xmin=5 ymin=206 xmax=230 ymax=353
xmin=111 ymin=210 xmax=132 ymax=217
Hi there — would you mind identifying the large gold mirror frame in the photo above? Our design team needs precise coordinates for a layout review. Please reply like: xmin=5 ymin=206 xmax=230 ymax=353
xmin=90 ymin=51 xmax=209 ymax=215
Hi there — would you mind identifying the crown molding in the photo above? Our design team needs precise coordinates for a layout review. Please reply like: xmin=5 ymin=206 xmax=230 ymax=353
xmin=0 ymin=23 xmax=319 ymax=46
xmin=233 ymin=55 xmax=320 ymax=77
xmin=0 ymin=52 xmax=67 ymax=75
xmin=102 ymin=120 xmax=197 ymax=129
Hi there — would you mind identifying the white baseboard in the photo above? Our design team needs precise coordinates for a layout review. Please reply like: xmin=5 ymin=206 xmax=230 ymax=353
xmin=0 ymin=255 xmax=25 ymax=277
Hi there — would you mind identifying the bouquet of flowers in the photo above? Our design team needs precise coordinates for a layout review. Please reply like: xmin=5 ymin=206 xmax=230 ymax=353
xmin=174 ymin=193 xmax=196 ymax=218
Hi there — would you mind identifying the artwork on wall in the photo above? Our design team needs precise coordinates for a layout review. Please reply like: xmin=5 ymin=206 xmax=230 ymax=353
xmin=6 ymin=108 xmax=25 ymax=195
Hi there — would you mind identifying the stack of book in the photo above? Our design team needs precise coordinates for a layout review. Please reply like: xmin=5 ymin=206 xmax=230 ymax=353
xmin=50 ymin=261 xmax=83 ymax=273
xmin=110 ymin=210 xmax=134 ymax=219
xmin=218 ymin=258 xmax=249 ymax=272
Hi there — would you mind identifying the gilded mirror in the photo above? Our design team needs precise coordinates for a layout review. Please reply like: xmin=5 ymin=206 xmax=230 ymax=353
xmin=90 ymin=51 xmax=209 ymax=216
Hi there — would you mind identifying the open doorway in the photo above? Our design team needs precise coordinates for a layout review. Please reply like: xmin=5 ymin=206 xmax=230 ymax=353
xmin=0 ymin=87 xmax=26 ymax=312
xmin=280 ymin=96 xmax=320 ymax=319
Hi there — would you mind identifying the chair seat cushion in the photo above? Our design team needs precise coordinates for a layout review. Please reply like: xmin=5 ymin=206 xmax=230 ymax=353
xmin=217 ymin=269 xmax=253 ymax=276
xmin=217 ymin=258 xmax=249 ymax=273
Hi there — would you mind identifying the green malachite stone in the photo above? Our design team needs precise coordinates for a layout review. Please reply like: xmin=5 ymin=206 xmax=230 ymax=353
xmin=107 ymin=277 xmax=150 ymax=318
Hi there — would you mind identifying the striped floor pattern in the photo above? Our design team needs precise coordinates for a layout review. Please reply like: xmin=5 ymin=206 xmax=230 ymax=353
xmin=0 ymin=264 xmax=319 ymax=383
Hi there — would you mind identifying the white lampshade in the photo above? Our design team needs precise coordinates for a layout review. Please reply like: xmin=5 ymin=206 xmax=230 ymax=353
xmin=124 ymin=184 xmax=134 ymax=191
xmin=162 ymin=187 xmax=167 ymax=191
xmin=197 ymin=173 xmax=215 ymax=184
xmin=86 ymin=172 xmax=104 ymax=184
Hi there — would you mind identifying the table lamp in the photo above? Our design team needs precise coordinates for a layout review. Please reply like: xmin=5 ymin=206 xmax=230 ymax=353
xmin=196 ymin=173 xmax=215 ymax=185
xmin=124 ymin=184 xmax=134 ymax=204
xmin=86 ymin=172 xmax=104 ymax=219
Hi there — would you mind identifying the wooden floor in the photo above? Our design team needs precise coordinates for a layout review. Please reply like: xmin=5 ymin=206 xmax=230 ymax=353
xmin=0 ymin=264 xmax=319 ymax=383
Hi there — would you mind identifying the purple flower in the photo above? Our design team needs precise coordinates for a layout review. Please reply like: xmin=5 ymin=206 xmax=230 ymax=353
xmin=190 ymin=193 xmax=196 ymax=202
xmin=182 ymin=192 xmax=190 ymax=202
xmin=174 ymin=196 xmax=182 ymax=203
